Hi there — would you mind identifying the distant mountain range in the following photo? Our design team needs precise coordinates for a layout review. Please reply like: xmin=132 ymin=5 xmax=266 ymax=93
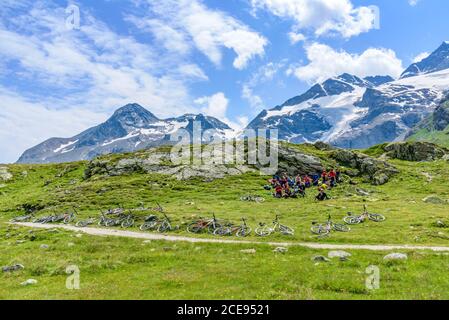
xmin=17 ymin=104 xmax=233 ymax=164
xmin=17 ymin=42 xmax=449 ymax=164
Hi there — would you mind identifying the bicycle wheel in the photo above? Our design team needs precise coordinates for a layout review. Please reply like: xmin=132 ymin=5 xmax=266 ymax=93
xmin=105 ymin=219 xmax=118 ymax=227
xmin=236 ymin=226 xmax=251 ymax=237
xmin=255 ymin=197 xmax=265 ymax=203
xmin=255 ymin=226 xmax=272 ymax=237
xmin=76 ymin=221 xmax=88 ymax=227
xmin=207 ymin=223 xmax=222 ymax=234
xmin=240 ymin=196 xmax=249 ymax=201
xmin=311 ymin=225 xmax=329 ymax=236
xmin=279 ymin=225 xmax=294 ymax=236
xmin=344 ymin=216 xmax=361 ymax=225
xmin=333 ymin=223 xmax=351 ymax=232
xmin=121 ymin=218 xmax=134 ymax=228
xmin=369 ymin=213 xmax=386 ymax=222
xmin=64 ymin=215 xmax=75 ymax=224
xmin=140 ymin=221 xmax=156 ymax=231
xmin=157 ymin=221 xmax=171 ymax=233
xmin=187 ymin=222 xmax=203 ymax=234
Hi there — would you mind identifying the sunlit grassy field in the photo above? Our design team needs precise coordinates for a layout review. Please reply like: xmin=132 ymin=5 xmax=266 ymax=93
xmin=1 ymin=143 xmax=449 ymax=299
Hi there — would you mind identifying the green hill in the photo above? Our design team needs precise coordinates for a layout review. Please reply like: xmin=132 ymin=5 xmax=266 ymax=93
xmin=1 ymin=141 xmax=449 ymax=299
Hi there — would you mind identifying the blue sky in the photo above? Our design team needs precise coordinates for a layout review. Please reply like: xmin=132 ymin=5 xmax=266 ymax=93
xmin=0 ymin=0 xmax=448 ymax=163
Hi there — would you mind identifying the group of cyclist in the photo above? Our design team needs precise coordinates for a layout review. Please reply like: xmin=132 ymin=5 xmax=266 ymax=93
xmin=267 ymin=168 xmax=342 ymax=201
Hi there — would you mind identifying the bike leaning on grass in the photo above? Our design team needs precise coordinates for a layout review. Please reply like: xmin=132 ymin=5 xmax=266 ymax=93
xmin=311 ymin=215 xmax=350 ymax=236
xmin=255 ymin=215 xmax=294 ymax=237
xmin=344 ymin=205 xmax=386 ymax=225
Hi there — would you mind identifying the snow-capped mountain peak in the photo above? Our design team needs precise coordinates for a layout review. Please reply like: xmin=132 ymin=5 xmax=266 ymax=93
xmin=17 ymin=104 xmax=234 ymax=164
xmin=401 ymin=41 xmax=449 ymax=79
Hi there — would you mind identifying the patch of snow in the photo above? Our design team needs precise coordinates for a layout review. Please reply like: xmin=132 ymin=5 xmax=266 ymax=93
xmin=53 ymin=140 xmax=78 ymax=153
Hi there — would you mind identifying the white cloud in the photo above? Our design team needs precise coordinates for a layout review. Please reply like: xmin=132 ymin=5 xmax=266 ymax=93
xmin=130 ymin=0 xmax=268 ymax=69
xmin=288 ymin=32 xmax=306 ymax=44
xmin=195 ymin=92 xmax=229 ymax=122
xmin=0 ymin=86 xmax=106 ymax=163
xmin=242 ymin=84 xmax=265 ymax=110
xmin=241 ymin=61 xmax=286 ymax=111
xmin=251 ymin=0 xmax=377 ymax=39
xmin=413 ymin=51 xmax=429 ymax=63
xmin=408 ymin=0 xmax=420 ymax=6
xmin=289 ymin=42 xmax=403 ymax=84
xmin=0 ymin=0 xmax=213 ymax=162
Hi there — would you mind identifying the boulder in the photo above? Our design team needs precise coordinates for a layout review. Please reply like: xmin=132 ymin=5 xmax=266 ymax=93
xmin=84 ymin=144 xmax=323 ymax=181
xmin=312 ymin=255 xmax=330 ymax=262
xmin=273 ymin=247 xmax=288 ymax=253
xmin=21 ymin=279 xmax=38 ymax=286
xmin=328 ymin=251 xmax=351 ymax=259
xmin=276 ymin=146 xmax=324 ymax=176
xmin=2 ymin=264 xmax=24 ymax=273
xmin=423 ymin=195 xmax=446 ymax=205
xmin=331 ymin=149 xmax=398 ymax=185
xmin=240 ymin=249 xmax=256 ymax=254
xmin=383 ymin=253 xmax=408 ymax=261
xmin=313 ymin=141 xmax=335 ymax=151
xmin=0 ymin=167 xmax=12 ymax=181
xmin=384 ymin=142 xmax=447 ymax=161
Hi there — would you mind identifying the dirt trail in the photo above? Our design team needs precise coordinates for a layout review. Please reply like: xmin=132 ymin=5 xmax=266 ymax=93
xmin=11 ymin=222 xmax=449 ymax=252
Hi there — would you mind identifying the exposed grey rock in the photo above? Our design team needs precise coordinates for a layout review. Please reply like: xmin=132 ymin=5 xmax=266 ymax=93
xmin=383 ymin=253 xmax=408 ymax=261
xmin=240 ymin=249 xmax=256 ymax=254
xmin=21 ymin=279 xmax=38 ymax=286
xmin=276 ymin=146 xmax=324 ymax=175
xmin=423 ymin=195 xmax=446 ymax=204
xmin=356 ymin=188 xmax=370 ymax=196
xmin=383 ymin=142 xmax=447 ymax=161
xmin=273 ymin=247 xmax=288 ymax=253
xmin=0 ymin=167 xmax=12 ymax=181
xmin=328 ymin=251 xmax=351 ymax=259
xmin=312 ymin=255 xmax=330 ymax=262
xmin=331 ymin=149 xmax=398 ymax=185
xmin=2 ymin=264 xmax=24 ymax=273
xmin=40 ymin=244 xmax=49 ymax=249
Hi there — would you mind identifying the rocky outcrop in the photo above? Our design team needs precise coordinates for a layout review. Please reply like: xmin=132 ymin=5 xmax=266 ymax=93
xmin=383 ymin=142 xmax=447 ymax=161
xmin=84 ymin=145 xmax=324 ymax=181
xmin=330 ymin=149 xmax=399 ymax=185
xmin=0 ymin=167 xmax=12 ymax=181
xmin=276 ymin=146 xmax=324 ymax=176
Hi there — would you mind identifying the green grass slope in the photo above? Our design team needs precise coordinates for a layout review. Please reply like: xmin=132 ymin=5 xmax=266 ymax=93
xmin=1 ymin=143 xmax=449 ymax=299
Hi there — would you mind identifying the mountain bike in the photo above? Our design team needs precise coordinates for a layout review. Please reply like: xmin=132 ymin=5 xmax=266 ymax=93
xmin=255 ymin=215 xmax=294 ymax=237
xmin=240 ymin=195 xmax=265 ymax=203
xmin=156 ymin=213 xmax=178 ymax=233
xmin=98 ymin=211 xmax=120 ymax=226
xmin=76 ymin=217 xmax=96 ymax=227
xmin=213 ymin=218 xmax=252 ymax=237
xmin=63 ymin=207 xmax=77 ymax=224
xmin=10 ymin=213 xmax=34 ymax=223
xmin=140 ymin=215 xmax=160 ymax=231
xmin=344 ymin=205 xmax=386 ymax=225
xmin=104 ymin=206 xmax=125 ymax=215
xmin=187 ymin=214 xmax=223 ymax=234
xmin=33 ymin=215 xmax=54 ymax=224
xmin=311 ymin=215 xmax=351 ymax=236
xmin=120 ymin=212 xmax=135 ymax=228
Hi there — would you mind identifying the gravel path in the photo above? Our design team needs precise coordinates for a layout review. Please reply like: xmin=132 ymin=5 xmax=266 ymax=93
xmin=11 ymin=222 xmax=449 ymax=252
